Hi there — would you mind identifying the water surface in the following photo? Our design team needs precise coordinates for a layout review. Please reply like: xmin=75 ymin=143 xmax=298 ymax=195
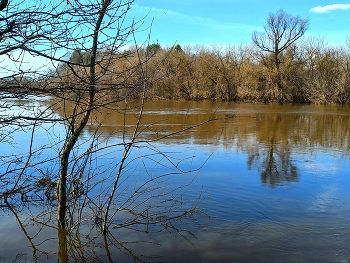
xmin=1 ymin=100 xmax=350 ymax=262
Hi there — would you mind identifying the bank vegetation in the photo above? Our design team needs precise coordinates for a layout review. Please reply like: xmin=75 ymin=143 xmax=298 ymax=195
xmin=45 ymin=35 xmax=350 ymax=105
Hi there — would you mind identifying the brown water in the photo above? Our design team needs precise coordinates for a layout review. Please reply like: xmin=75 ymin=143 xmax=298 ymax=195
xmin=1 ymin=100 xmax=350 ymax=262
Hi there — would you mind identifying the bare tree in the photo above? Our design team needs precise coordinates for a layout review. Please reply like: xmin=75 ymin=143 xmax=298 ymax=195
xmin=0 ymin=0 xmax=65 ymax=203
xmin=252 ymin=9 xmax=309 ymax=97
xmin=1 ymin=2 xmax=219 ymax=262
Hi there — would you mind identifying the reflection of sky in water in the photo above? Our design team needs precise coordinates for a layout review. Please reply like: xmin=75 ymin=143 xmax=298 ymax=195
xmin=2 ymin=101 xmax=350 ymax=262
xmin=186 ymin=142 xmax=350 ymax=230
xmin=188 ymin=145 xmax=350 ymax=262
xmin=309 ymin=184 xmax=338 ymax=212
xmin=302 ymin=155 xmax=340 ymax=176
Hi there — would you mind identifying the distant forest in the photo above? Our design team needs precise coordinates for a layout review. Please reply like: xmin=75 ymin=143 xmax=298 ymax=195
xmin=48 ymin=35 xmax=350 ymax=105
xmin=6 ymin=10 xmax=350 ymax=105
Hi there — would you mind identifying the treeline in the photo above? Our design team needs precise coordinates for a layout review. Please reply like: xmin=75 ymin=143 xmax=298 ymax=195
xmin=143 ymin=38 xmax=350 ymax=104
xmin=50 ymin=36 xmax=350 ymax=104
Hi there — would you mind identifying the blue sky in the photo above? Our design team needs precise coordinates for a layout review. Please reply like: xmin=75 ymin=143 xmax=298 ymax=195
xmin=2 ymin=0 xmax=349 ymax=77
xmin=130 ymin=0 xmax=350 ymax=46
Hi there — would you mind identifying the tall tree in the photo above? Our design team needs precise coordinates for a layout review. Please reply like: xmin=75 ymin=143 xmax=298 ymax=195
xmin=252 ymin=9 xmax=309 ymax=96
xmin=40 ymin=0 xmax=136 ymax=225
xmin=0 ymin=0 xmax=65 ymax=201
xmin=1 ymin=1 xmax=213 ymax=250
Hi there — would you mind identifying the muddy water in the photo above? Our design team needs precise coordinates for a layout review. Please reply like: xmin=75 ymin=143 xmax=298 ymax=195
xmin=2 ymin=100 xmax=350 ymax=262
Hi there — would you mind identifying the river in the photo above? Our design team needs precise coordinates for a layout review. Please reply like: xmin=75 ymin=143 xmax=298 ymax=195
xmin=1 ymin=100 xmax=350 ymax=262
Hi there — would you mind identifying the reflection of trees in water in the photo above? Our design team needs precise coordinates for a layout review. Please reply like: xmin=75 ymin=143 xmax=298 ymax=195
xmin=246 ymin=114 xmax=298 ymax=187
xmin=4 ymin=196 xmax=201 ymax=263
xmin=5 ymin=100 xmax=350 ymax=260
xmin=1 ymin=98 xmax=207 ymax=262
xmin=49 ymin=99 xmax=350 ymax=189
xmin=2 ymin=140 xmax=204 ymax=261
xmin=247 ymin=144 xmax=298 ymax=187
xmin=48 ymin=100 xmax=350 ymax=152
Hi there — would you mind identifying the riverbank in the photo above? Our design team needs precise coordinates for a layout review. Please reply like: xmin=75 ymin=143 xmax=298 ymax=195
xmin=43 ymin=41 xmax=350 ymax=105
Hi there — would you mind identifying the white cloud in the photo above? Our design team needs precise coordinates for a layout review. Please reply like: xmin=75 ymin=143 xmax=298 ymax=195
xmin=132 ymin=4 xmax=248 ymax=29
xmin=130 ymin=4 xmax=258 ymax=44
xmin=310 ymin=4 xmax=350 ymax=13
